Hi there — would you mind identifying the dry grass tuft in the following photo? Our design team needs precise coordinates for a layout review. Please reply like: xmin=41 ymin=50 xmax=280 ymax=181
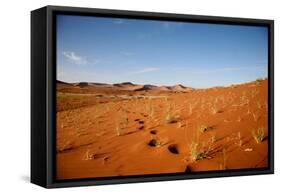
xmin=116 ymin=122 xmax=122 ymax=136
xmin=189 ymin=141 xmax=210 ymax=162
xmin=165 ymin=112 xmax=178 ymax=124
xmin=211 ymin=106 xmax=223 ymax=114
xmin=148 ymin=136 xmax=163 ymax=147
xmin=252 ymin=127 xmax=266 ymax=143
xmin=198 ymin=124 xmax=209 ymax=133
xmin=237 ymin=132 xmax=243 ymax=146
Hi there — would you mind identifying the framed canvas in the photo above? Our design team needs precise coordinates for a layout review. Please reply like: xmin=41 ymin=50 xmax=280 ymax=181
xmin=31 ymin=5 xmax=274 ymax=188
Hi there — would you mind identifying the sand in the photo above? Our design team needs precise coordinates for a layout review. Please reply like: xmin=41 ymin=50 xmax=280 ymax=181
xmin=56 ymin=79 xmax=268 ymax=180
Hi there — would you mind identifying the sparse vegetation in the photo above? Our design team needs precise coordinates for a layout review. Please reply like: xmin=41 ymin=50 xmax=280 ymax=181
xmin=177 ymin=121 xmax=184 ymax=128
xmin=257 ymin=101 xmax=262 ymax=109
xmin=165 ymin=103 xmax=178 ymax=124
xmin=252 ymin=113 xmax=258 ymax=122
xmin=188 ymin=103 xmax=195 ymax=115
xmin=211 ymin=106 xmax=223 ymax=114
xmin=237 ymin=132 xmax=243 ymax=146
xmin=252 ymin=127 xmax=266 ymax=143
xmin=148 ymin=136 xmax=163 ymax=147
xmin=116 ymin=122 xmax=122 ymax=136
xmin=84 ymin=149 xmax=92 ymax=160
xmin=189 ymin=141 xmax=210 ymax=162
xmin=211 ymin=134 xmax=216 ymax=143
xmin=198 ymin=124 xmax=209 ymax=133
xmin=57 ymin=76 xmax=268 ymax=178
xmin=165 ymin=112 xmax=178 ymax=124
xmin=247 ymin=108 xmax=250 ymax=115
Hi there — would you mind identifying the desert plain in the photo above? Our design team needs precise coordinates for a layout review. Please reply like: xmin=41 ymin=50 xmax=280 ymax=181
xmin=56 ymin=79 xmax=268 ymax=180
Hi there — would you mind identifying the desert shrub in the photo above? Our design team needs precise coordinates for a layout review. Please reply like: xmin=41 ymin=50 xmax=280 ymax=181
xmin=252 ymin=127 xmax=266 ymax=143
xmin=177 ymin=122 xmax=184 ymax=128
xmin=211 ymin=106 xmax=223 ymax=114
xmin=148 ymin=136 xmax=163 ymax=147
xmin=165 ymin=112 xmax=178 ymax=123
xmin=198 ymin=124 xmax=209 ymax=133
xmin=189 ymin=141 xmax=209 ymax=162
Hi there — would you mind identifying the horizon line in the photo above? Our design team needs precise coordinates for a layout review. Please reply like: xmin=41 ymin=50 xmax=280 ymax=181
xmin=57 ymin=77 xmax=268 ymax=89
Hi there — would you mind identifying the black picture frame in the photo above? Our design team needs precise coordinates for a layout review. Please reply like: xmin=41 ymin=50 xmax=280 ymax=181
xmin=31 ymin=5 xmax=274 ymax=188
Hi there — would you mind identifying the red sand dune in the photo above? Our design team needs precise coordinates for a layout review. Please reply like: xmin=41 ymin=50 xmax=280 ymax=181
xmin=56 ymin=79 xmax=268 ymax=179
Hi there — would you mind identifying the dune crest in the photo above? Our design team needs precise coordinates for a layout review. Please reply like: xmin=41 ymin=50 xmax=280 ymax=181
xmin=57 ymin=80 xmax=194 ymax=92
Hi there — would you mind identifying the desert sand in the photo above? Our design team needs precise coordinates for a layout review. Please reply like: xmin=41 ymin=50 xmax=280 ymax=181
xmin=56 ymin=79 xmax=268 ymax=180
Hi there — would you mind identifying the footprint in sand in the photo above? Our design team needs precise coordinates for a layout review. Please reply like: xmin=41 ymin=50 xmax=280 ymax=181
xmin=138 ymin=120 xmax=144 ymax=124
xmin=150 ymin=130 xmax=157 ymax=135
xmin=168 ymin=144 xmax=179 ymax=154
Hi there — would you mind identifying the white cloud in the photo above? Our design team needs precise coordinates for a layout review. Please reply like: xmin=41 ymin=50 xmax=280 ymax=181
xmin=62 ymin=51 xmax=87 ymax=65
xmin=131 ymin=67 xmax=159 ymax=74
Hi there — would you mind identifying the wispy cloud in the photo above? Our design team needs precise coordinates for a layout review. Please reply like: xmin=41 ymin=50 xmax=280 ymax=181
xmin=62 ymin=51 xmax=87 ymax=65
xmin=130 ymin=67 xmax=160 ymax=74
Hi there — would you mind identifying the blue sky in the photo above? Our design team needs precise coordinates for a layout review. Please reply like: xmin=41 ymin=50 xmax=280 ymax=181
xmin=57 ymin=15 xmax=268 ymax=88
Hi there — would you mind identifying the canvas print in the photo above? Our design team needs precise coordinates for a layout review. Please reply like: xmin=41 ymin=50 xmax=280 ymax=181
xmin=56 ymin=15 xmax=269 ymax=180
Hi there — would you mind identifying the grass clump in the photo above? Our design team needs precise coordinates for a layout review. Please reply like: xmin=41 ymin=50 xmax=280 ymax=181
xmin=189 ymin=141 xmax=209 ymax=162
xmin=211 ymin=106 xmax=223 ymax=114
xmin=164 ymin=102 xmax=179 ymax=124
xmin=198 ymin=124 xmax=209 ymax=133
xmin=177 ymin=122 xmax=184 ymax=128
xmin=115 ymin=123 xmax=122 ymax=136
xmin=148 ymin=136 xmax=163 ymax=147
xmin=237 ymin=132 xmax=243 ymax=146
xmin=252 ymin=127 xmax=266 ymax=143
xmin=252 ymin=113 xmax=258 ymax=122
xmin=211 ymin=134 xmax=216 ymax=143
xmin=165 ymin=112 xmax=178 ymax=124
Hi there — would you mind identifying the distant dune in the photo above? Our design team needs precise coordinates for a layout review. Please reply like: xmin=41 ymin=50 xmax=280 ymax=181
xmin=170 ymin=84 xmax=194 ymax=92
xmin=57 ymin=80 xmax=72 ymax=86
xmin=56 ymin=80 xmax=194 ymax=92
